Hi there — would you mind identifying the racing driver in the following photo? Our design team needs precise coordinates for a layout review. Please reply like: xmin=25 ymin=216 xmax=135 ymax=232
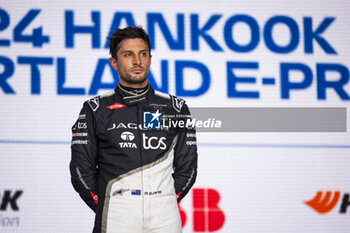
xmin=69 ymin=26 xmax=198 ymax=233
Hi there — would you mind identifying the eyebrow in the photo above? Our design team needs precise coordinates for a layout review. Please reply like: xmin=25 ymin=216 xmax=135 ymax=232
xmin=121 ymin=49 xmax=149 ymax=54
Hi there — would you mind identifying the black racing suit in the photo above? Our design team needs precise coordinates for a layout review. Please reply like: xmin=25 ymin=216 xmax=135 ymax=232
xmin=70 ymin=84 xmax=197 ymax=233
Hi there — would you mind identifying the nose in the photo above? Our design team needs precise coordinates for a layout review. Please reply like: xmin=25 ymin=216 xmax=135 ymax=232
xmin=133 ymin=54 xmax=141 ymax=65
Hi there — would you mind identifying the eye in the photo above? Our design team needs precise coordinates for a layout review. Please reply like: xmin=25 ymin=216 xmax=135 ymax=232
xmin=124 ymin=53 xmax=131 ymax=57
xmin=141 ymin=52 xmax=148 ymax=57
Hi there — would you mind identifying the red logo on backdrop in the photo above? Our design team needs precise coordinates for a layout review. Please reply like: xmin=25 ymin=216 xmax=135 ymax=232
xmin=106 ymin=103 xmax=126 ymax=109
xmin=178 ymin=202 xmax=187 ymax=228
xmin=304 ymin=191 xmax=341 ymax=214
xmin=179 ymin=188 xmax=225 ymax=232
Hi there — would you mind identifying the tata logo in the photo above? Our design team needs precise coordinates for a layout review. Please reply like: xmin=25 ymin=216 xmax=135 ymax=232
xmin=143 ymin=110 xmax=161 ymax=129
xmin=119 ymin=131 xmax=137 ymax=148
xmin=142 ymin=133 xmax=166 ymax=150
xmin=118 ymin=142 xmax=137 ymax=149
xmin=304 ymin=190 xmax=350 ymax=214
xmin=120 ymin=132 xmax=135 ymax=141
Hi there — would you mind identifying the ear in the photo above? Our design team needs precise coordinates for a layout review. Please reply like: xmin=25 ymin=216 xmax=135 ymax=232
xmin=149 ymin=54 xmax=152 ymax=66
xmin=109 ymin=57 xmax=118 ymax=71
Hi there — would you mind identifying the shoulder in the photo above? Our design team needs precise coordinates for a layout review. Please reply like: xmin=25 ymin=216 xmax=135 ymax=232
xmin=85 ymin=90 xmax=116 ymax=112
xmin=153 ymin=90 xmax=186 ymax=113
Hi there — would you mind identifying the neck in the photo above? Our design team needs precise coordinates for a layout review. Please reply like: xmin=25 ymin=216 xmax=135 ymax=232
xmin=118 ymin=80 xmax=149 ymax=89
xmin=118 ymin=83 xmax=150 ymax=96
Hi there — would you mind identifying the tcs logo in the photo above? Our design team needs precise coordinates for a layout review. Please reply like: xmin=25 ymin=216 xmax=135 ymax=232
xmin=179 ymin=188 xmax=225 ymax=232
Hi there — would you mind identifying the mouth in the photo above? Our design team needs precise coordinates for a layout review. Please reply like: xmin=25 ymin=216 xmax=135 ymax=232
xmin=131 ymin=67 xmax=144 ymax=74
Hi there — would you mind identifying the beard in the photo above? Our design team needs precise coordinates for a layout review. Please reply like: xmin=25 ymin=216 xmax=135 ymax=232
xmin=118 ymin=67 xmax=149 ymax=85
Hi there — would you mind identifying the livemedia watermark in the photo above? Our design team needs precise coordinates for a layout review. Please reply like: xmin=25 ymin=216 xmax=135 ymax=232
xmin=142 ymin=108 xmax=346 ymax=132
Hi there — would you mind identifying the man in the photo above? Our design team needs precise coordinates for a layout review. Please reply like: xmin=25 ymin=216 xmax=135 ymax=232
xmin=70 ymin=26 xmax=198 ymax=233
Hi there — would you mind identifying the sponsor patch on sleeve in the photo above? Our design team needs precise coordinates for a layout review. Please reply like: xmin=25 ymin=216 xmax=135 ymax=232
xmin=73 ymin=133 xmax=88 ymax=137
xmin=171 ymin=96 xmax=185 ymax=113
xmin=71 ymin=140 xmax=88 ymax=145
xmin=87 ymin=97 xmax=100 ymax=111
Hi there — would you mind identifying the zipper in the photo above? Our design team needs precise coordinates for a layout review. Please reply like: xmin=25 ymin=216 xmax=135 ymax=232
xmin=137 ymin=105 xmax=144 ymax=232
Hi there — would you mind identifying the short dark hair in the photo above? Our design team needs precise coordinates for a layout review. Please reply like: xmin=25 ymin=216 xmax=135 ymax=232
xmin=107 ymin=26 xmax=152 ymax=59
